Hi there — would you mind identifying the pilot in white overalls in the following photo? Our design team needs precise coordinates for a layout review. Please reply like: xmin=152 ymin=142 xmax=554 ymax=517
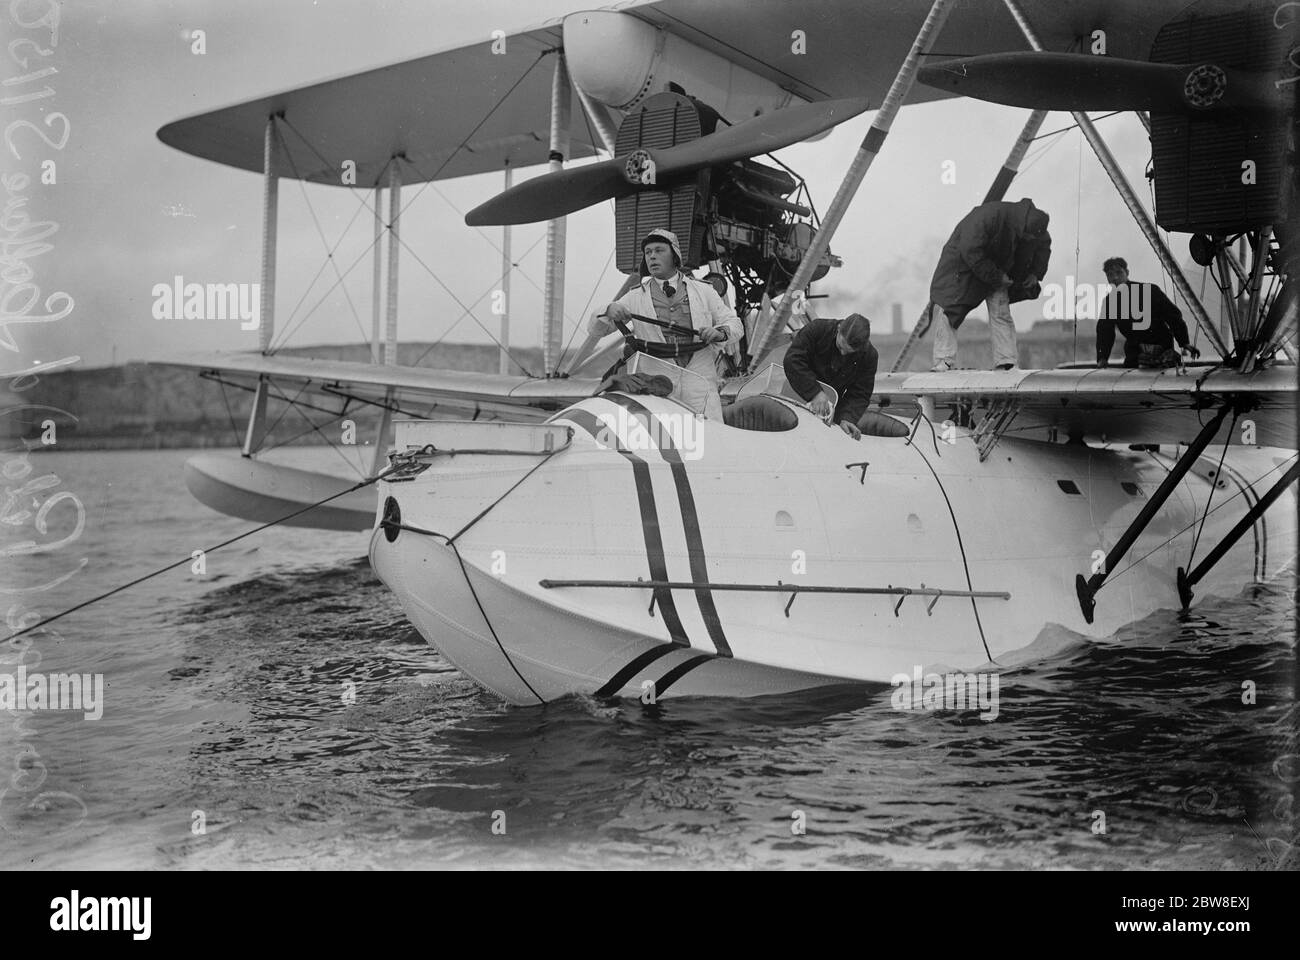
xmin=589 ymin=229 xmax=743 ymax=416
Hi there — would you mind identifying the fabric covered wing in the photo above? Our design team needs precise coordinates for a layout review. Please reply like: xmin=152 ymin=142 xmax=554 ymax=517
xmin=153 ymin=351 xmax=602 ymax=420
xmin=871 ymin=365 xmax=1297 ymax=449
xmin=156 ymin=19 xmax=602 ymax=186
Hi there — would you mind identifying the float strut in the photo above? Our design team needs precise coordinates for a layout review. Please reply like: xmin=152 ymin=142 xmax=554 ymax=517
xmin=1076 ymin=403 xmax=1234 ymax=623
xmin=1176 ymin=460 xmax=1299 ymax=609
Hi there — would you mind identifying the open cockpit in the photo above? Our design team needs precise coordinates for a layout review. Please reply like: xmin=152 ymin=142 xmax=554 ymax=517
xmin=597 ymin=353 xmax=910 ymax=437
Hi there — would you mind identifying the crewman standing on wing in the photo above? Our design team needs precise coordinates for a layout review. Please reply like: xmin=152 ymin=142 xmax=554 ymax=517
xmin=929 ymin=197 xmax=1051 ymax=371
xmin=1095 ymin=256 xmax=1200 ymax=368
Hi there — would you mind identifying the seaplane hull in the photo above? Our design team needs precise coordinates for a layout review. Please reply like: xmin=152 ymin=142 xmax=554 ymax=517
xmin=367 ymin=392 xmax=1295 ymax=705
xmin=369 ymin=525 xmax=847 ymax=703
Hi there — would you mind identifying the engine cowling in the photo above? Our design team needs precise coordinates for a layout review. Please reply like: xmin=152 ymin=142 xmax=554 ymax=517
xmin=563 ymin=10 xmax=798 ymax=119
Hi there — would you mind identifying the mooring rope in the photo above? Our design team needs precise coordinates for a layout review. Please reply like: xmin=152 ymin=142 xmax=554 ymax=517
xmin=2 ymin=465 xmax=399 ymax=643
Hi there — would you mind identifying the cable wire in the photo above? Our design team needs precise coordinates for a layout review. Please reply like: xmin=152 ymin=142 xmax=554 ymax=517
xmin=906 ymin=441 xmax=993 ymax=661
xmin=3 ymin=466 xmax=399 ymax=642
xmin=1101 ymin=452 xmax=1297 ymax=587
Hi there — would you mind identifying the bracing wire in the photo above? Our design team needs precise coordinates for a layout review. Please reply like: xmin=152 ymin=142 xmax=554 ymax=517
xmin=2 ymin=465 xmax=400 ymax=643
xmin=1101 ymin=453 xmax=1297 ymax=587
xmin=409 ymin=231 xmax=548 ymax=369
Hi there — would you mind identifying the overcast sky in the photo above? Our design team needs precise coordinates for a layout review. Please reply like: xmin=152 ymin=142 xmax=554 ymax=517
xmin=12 ymin=0 xmax=1200 ymax=371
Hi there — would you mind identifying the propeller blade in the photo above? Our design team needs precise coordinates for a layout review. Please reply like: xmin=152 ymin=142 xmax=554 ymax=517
xmin=918 ymin=52 xmax=1280 ymax=115
xmin=642 ymin=97 xmax=872 ymax=180
xmin=465 ymin=158 xmax=629 ymax=226
xmin=465 ymin=97 xmax=871 ymax=226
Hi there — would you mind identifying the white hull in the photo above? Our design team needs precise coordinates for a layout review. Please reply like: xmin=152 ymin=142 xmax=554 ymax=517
xmin=369 ymin=394 xmax=1296 ymax=705
xmin=369 ymin=524 xmax=848 ymax=704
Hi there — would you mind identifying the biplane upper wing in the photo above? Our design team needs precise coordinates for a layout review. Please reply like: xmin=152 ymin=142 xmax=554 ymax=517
xmin=872 ymin=365 xmax=1297 ymax=449
xmin=157 ymin=351 xmax=603 ymax=420
xmin=156 ymin=0 xmax=1193 ymax=186
xmin=642 ymin=0 xmax=1188 ymax=103
xmin=155 ymin=9 xmax=624 ymax=187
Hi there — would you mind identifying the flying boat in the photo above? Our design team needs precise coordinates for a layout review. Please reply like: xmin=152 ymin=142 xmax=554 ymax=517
xmin=154 ymin=0 xmax=1298 ymax=704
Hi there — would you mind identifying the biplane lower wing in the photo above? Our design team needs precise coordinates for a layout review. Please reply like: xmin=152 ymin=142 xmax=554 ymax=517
xmin=152 ymin=351 xmax=606 ymax=530
xmin=156 ymin=351 xmax=604 ymax=421
xmin=871 ymin=365 xmax=1297 ymax=449
xmin=163 ymin=352 xmax=1298 ymax=446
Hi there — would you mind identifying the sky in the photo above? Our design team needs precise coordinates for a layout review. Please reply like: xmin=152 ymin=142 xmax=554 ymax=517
xmin=8 ymin=0 xmax=1220 ymax=372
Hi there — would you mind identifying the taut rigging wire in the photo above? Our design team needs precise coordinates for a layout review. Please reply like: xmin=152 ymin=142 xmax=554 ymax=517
xmin=2 ymin=466 xmax=400 ymax=643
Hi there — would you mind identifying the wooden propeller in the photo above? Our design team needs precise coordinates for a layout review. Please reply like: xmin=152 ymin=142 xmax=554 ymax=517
xmin=465 ymin=98 xmax=871 ymax=226
xmin=917 ymin=52 xmax=1283 ymax=115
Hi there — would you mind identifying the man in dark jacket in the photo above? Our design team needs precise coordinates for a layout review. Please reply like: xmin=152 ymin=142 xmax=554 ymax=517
xmin=783 ymin=314 xmax=877 ymax=439
xmin=1096 ymin=256 xmax=1200 ymax=367
xmin=929 ymin=197 xmax=1051 ymax=371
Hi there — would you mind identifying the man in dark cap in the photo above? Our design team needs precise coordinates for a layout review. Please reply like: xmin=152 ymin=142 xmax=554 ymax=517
xmin=1095 ymin=256 xmax=1200 ymax=368
xmin=783 ymin=313 xmax=878 ymax=439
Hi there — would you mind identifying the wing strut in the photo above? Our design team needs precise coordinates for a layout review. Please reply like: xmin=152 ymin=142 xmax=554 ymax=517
xmin=259 ymin=114 xmax=282 ymax=354
xmin=1177 ymin=459 xmax=1300 ymax=609
xmin=371 ymin=182 xmax=383 ymax=363
xmin=1002 ymin=0 xmax=1231 ymax=360
xmin=384 ymin=159 xmax=402 ymax=365
xmin=1075 ymin=402 xmax=1235 ymax=623
xmin=242 ymin=376 xmax=270 ymax=456
xmin=543 ymin=53 xmax=571 ymax=375
xmin=750 ymin=0 xmax=959 ymax=366
xmin=500 ymin=162 xmax=514 ymax=375
xmin=573 ymin=81 xmax=618 ymax=154
xmin=372 ymin=388 xmax=395 ymax=476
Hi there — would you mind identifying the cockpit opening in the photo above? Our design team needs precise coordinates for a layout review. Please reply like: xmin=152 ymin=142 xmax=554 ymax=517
xmin=722 ymin=396 xmax=799 ymax=431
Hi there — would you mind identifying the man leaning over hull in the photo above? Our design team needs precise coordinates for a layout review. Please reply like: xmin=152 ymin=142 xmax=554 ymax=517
xmin=929 ymin=197 xmax=1051 ymax=371
xmin=588 ymin=229 xmax=743 ymax=414
xmin=784 ymin=314 xmax=878 ymax=440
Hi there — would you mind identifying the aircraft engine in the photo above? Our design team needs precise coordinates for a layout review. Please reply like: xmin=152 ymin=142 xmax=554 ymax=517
xmin=612 ymin=91 xmax=837 ymax=317
xmin=1148 ymin=0 xmax=1294 ymax=234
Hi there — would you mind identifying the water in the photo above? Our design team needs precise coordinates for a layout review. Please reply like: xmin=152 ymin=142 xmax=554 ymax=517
xmin=2 ymin=448 xmax=1295 ymax=870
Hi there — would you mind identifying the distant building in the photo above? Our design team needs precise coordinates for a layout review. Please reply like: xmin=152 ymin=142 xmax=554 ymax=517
xmin=867 ymin=314 xmax=1101 ymax=371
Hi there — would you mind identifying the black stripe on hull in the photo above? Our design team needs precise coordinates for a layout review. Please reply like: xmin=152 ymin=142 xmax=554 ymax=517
xmin=592 ymin=644 xmax=677 ymax=698
xmin=599 ymin=395 xmax=733 ymax=658
xmin=654 ymin=654 xmax=713 ymax=700
xmin=558 ymin=408 xmax=691 ymax=646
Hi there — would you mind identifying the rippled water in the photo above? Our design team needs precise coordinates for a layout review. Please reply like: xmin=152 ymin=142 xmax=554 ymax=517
xmin=2 ymin=449 xmax=1295 ymax=870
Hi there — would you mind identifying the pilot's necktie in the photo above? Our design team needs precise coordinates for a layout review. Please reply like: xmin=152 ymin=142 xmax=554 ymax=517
xmin=663 ymin=281 xmax=676 ymax=298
